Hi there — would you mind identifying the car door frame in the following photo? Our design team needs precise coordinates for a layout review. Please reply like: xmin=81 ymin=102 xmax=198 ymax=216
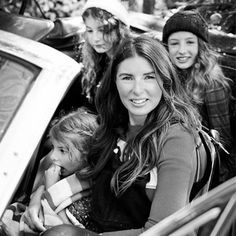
xmin=0 ymin=30 xmax=82 ymax=217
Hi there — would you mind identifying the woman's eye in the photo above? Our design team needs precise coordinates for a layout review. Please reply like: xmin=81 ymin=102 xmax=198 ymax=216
xmin=121 ymin=76 xmax=132 ymax=80
xmin=145 ymin=75 xmax=155 ymax=80
xmin=169 ymin=42 xmax=178 ymax=46
xmin=86 ymin=29 xmax=92 ymax=33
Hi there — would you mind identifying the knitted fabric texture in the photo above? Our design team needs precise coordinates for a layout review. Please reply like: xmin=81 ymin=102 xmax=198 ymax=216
xmin=82 ymin=0 xmax=130 ymax=27
xmin=162 ymin=10 xmax=209 ymax=44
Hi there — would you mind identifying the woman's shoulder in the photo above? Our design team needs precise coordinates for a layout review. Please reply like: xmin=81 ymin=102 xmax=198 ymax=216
xmin=164 ymin=123 xmax=197 ymax=147
xmin=159 ymin=123 xmax=198 ymax=166
xmin=167 ymin=123 xmax=195 ymax=136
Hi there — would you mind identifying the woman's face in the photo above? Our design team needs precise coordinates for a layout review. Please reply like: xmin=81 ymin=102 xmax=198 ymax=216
xmin=50 ymin=139 xmax=82 ymax=177
xmin=116 ymin=55 xmax=163 ymax=126
xmin=84 ymin=15 xmax=116 ymax=56
xmin=168 ymin=31 xmax=199 ymax=70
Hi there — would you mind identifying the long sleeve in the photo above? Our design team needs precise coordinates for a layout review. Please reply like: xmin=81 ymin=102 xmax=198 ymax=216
xmin=102 ymin=125 xmax=198 ymax=236
xmin=204 ymin=84 xmax=232 ymax=147
xmin=205 ymin=84 xmax=236 ymax=181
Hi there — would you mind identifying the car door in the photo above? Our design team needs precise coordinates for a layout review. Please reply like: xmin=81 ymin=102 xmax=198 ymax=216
xmin=0 ymin=29 xmax=82 ymax=218
xmin=140 ymin=177 xmax=236 ymax=236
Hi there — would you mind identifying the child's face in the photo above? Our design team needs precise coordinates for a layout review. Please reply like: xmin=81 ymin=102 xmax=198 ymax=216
xmin=167 ymin=31 xmax=199 ymax=70
xmin=50 ymin=139 xmax=83 ymax=177
xmin=84 ymin=15 xmax=117 ymax=56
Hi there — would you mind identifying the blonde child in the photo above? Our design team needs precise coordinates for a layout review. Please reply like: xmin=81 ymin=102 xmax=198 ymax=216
xmin=1 ymin=107 xmax=98 ymax=235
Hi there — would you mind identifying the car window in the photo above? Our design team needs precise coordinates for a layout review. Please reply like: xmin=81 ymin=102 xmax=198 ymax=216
xmin=0 ymin=53 xmax=40 ymax=140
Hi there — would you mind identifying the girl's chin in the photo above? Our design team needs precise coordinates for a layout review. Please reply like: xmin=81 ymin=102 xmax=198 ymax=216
xmin=93 ymin=47 xmax=107 ymax=54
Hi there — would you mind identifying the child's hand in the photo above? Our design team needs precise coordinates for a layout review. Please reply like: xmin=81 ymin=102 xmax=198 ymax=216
xmin=1 ymin=214 xmax=21 ymax=236
xmin=23 ymin=185 xmax=46 ymax=232
xmin=44 ymin=164 xmax=61 ymax=189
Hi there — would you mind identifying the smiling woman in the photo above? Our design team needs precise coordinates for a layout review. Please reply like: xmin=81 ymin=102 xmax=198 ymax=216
xmin=23 ymin=34 xmax=217 ymax=236
xmin=116 ymin=55 xmax=162 ymax=126
xmin=38 ymin=35 xmax=213 ymax=236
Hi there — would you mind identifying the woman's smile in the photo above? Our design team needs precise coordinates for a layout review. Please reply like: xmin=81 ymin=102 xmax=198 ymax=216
xmin=130 ymin=98 xmax=148 ymax=106
xmin=116 ymin=55 xmax=162 ymax=125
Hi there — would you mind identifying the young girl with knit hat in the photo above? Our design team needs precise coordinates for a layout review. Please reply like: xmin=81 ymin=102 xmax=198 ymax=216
xmin=75 ymin=0 xmax=131 ymax=112
xmin=162 ymin=10 xmax=236 ymax=183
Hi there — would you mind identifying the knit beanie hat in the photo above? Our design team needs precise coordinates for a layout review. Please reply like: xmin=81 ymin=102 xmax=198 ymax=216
xmin=82 ymin=0 xmax=130 ymax=28
xmin=162 ymin=10 xmax=208 ymax=44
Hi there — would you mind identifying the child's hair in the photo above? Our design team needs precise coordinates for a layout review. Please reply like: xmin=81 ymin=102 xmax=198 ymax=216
xmin=49 ymin=107 xmax=97 ymax=166
xmin=80 ymin=7 xmax=130 ymax=102
xmin=162 ymin=10 xmax=232 ymax=105
xmin=178 ymin=38 xmax=232 ymax=105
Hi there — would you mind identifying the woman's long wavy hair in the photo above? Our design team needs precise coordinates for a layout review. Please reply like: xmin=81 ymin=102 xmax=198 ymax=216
xmin=86 ymin=35 xmax=202 ymax=196
xmin=176 ymin=38 xmax=232 ymax=105
xmin=80 ymin=7 xmax=130 ymax=102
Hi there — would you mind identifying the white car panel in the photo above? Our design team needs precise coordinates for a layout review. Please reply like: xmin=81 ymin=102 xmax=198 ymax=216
xmin=0 ymin=30 xmax=82 ymax=217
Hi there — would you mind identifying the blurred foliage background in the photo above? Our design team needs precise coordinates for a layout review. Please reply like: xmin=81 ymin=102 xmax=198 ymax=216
xmin=0 ymin=0 xmax=235 ymax=34
xmin=0 ymin=0 xmax=235 ymax=20
xmin=0 ymin=0 xmax=86 ymax=20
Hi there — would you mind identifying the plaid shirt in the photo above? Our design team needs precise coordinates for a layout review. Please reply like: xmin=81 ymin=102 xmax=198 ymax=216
xmin=204 ymin=84 xmax=232 ymax=147
xmin=204 ymin=84 xmax=236 ymax=180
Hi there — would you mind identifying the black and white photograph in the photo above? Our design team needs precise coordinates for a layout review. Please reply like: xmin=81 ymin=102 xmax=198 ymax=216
xmin=0 ymin=1 xmax=236 ymax=235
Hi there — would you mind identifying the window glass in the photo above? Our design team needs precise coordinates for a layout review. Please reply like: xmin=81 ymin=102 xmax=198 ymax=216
xmin=0 ymin=54 xmax=40 ymax=140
